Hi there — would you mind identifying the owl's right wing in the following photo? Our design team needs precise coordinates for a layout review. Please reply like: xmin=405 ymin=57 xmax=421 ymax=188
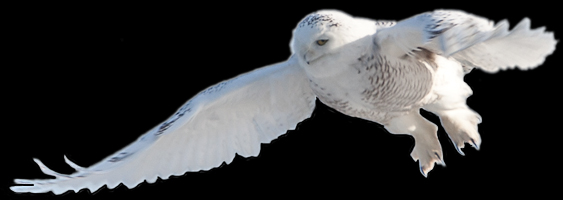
xmin=374 ymin=10 xmax=557 ymax=72
xmin=11 ymin=55 xmax=316 ymax=195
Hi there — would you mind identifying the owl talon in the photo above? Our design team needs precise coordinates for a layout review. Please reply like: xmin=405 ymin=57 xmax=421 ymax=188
xmin=437 ymin=109 xmax=482 ymax=155
xmin=420 ymin=165 xmax=428 ymax=178
xmin=471 ymin=138 xmax=480 ymax=150
xmin=410 ymin=138 xmax=444 ymax=177
xmin=454 ymin=144 xmax=465 ymax=156
xmin=435 ymin=152 xmax=446 ymax=166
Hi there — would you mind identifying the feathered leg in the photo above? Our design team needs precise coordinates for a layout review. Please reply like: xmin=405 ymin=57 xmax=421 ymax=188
xmin=384 ymin=110 xmax=444 ymax=177
xmin=425 ymin=105 xmax=482 ymax=155
xmin=424 ymin=54 xmax=482 ymax=155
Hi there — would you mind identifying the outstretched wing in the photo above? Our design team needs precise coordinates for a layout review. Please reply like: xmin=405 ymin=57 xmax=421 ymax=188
xmin=11 ymin=56 xmax=316 ymax=195
xmin=374 ymin=10 xmax=557 ymax=72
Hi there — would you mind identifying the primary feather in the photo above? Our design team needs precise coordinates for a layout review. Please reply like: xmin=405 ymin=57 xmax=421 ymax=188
xmin=375 ymin=10 xmax=556 ymax=72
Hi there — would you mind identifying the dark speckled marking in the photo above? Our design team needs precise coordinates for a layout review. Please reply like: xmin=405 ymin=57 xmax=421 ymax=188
xmin=375 ymin=20 xmax=396 ymax=28
xmin=154 ymin=78 xmax=237 ymax=136
xmin=423 ymin=11 xmax=460 ymax=39
xmin=356 ymin=50 xmax=434 ymax=113
xmin=109 ymin=152 xmax=134 ymax=162
xmin=156 ymin=101 xmax=193 ymax=136
xmin=201 ymin=80 xmax=233 ymax=95
xmin=299 ymin=13 xmax=341 ymax=29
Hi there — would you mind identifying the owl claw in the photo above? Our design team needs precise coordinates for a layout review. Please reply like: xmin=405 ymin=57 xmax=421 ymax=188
xmin=471 ymin=138 xmax=480 ymax=150
xmin=418 ymin=154 xmax=444 ymax=178
xmin=410 ymin=137 xmax=444 ymax=177
xmin=439 ymin=109 xmax=482 ymax=155
xmin=435 ymin=152 xmax=446 ymax=166
xmin=454 ymin=144 xmax=465 ymax=156
xmin=420 ymin=165 xmax=428 ymax=178
xmin=450 ymin=134 xmax=481 ymax=155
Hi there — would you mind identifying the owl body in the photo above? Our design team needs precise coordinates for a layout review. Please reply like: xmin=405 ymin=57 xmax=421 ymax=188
xmin=11 ymin=9 xmax=556 ymax=194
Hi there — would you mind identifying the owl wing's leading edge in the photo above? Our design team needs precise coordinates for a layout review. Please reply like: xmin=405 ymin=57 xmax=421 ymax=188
xmin=374 ymin=10 xmax=557 ymax=72
xmin=11 ymin=56 xmax=317 ymax=195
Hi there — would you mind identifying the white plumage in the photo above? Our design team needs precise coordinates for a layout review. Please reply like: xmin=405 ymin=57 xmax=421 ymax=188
xmin=11 ymin=9 xmax=556 ymax=194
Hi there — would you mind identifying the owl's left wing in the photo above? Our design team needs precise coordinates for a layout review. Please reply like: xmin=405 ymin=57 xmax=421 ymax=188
xmin=11 ymin=56 xmax=316 ymax=195
xmin=374 ymin=10 xmax=556 ymax=72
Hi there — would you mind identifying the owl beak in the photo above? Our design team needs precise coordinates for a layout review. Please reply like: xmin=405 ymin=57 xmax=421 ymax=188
xmin=303 ymin=50 xmax=311 ymax=65
xmin=304 ymin=51 xmax=322 ymax=65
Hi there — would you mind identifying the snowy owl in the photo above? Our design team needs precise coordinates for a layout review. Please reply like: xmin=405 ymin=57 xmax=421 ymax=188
xmin=11 ymin=9 xmax=556 ymax=194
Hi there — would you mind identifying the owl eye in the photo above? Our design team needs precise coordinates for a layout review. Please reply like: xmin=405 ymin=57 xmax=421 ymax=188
xmin=316 ymin=39 xmax=328 ymax=46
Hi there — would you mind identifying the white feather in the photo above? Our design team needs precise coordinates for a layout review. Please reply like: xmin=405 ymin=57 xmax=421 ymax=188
xmin=452 ymin=18 xmax=557 ymax=72
xmin=10 ymin=56 xmax=316 ymax=194
xmin=375 ymin=10 xmax=557 ymax=72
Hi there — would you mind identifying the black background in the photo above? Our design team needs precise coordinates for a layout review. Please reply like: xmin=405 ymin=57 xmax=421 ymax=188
xmin=3 ymin=1 xmax=561 ymax=199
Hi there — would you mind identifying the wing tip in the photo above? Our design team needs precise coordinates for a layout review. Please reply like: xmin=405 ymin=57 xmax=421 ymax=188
xmin=10 ymin=179 xmax=50 ymax=194
xmin=11 ymin=178 xmax=111 ymax=195
xmin=10 ymin=185 xmax=34 ymax=193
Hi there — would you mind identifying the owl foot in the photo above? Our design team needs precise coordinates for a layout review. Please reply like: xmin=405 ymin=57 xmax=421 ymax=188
xmin=411 ymin=134 xmax=445 ymax=177
xmin=440 ymin=109 xmax=482 ymax=155
xmin=384 ymin=110 xmax=446 ymax=177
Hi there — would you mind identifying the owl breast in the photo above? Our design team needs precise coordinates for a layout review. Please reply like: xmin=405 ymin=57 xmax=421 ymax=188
xmin=308 ymin=50 xmax=436 ymax=123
